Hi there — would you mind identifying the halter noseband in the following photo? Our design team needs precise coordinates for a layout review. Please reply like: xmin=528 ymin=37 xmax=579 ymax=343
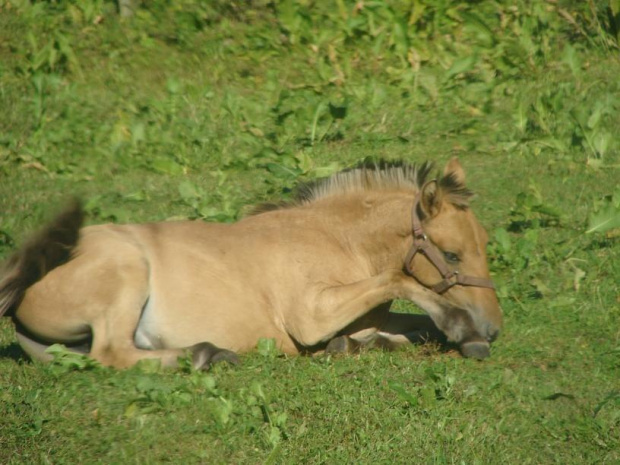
xmin=404 ymin=192 xmax=495 ymax=294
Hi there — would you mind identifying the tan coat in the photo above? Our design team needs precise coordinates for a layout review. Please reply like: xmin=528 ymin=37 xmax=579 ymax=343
xmin=0 ymin=159 xmax=502 ymax=369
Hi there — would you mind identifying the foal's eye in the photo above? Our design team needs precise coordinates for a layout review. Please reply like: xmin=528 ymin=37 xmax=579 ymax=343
xmin=443 ymin=251 xmax=460 ymax=264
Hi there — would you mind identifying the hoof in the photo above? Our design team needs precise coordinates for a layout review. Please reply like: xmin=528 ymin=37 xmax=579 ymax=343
xmin=192 ymin=342 xmax=240 ymax=370
xmin=460 ymin=341 xmax=490 ymax=360
xmin=325 ymin=335 xmax=360 ymax=354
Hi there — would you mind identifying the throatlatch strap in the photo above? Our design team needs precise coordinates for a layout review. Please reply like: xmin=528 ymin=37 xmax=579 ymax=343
xmin=404 ymin=192 xmax=495 ymax=294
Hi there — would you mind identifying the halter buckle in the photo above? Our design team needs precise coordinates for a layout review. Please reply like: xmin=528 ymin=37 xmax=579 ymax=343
xmin=405 ymin=194 xmax=494 ymax=294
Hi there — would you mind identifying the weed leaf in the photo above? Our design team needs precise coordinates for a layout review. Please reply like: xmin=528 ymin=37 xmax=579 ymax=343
xmin=587 ymin=204 xmax=620 ymax=234
xmin=178 ymin=180 xmax=201 ymax=202
xmin=45 ymin=344 xmax=101 ymax=374
xmin=257 ymin=338 xmax=280 ymax=358
xmin=445 ymin=55 xmax=477 ymax=79
xmin=388 ymin=381 xmax=419 ymax=407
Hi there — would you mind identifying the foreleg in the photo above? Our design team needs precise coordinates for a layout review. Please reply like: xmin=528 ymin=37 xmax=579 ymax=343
xmin=294 ymin=269 xmax=488 ymax=357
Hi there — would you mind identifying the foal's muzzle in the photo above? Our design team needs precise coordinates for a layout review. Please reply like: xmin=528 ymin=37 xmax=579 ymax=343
xmin=486 ymin=323 xmax=500 ymax=343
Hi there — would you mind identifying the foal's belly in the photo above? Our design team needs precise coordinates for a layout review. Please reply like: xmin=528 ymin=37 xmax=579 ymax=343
xmin=133 ymin=290 xmax=299 ymax=354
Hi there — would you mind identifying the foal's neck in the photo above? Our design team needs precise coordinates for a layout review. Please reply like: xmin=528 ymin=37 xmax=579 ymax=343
xmin=326 ymin=191 xmax=416 ymax=274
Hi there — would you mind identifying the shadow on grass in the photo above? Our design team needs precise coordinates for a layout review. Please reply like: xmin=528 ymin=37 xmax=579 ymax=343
xmin=0 ymin=314 xmax=465 ymax=365
xmin=319 ymin=313 xmax=465 ymax=357
xmin=0 ymin=342 xmax=30 ymax=363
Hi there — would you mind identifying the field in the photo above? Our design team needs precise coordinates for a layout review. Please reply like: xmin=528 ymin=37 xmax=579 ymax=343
xmin=1 ymin=1 xmax=619 ymax=463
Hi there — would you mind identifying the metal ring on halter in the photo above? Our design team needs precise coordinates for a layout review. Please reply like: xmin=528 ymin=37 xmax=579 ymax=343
xmin=404 ymin=192 xmax=495 ymax=294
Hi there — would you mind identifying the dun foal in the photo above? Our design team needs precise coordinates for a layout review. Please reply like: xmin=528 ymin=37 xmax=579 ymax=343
xmin=0 ymin=158 xmax=502 ymax=369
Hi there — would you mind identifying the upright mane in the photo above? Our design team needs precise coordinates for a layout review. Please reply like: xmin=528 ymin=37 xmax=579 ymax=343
xmin=252 ymin=159 xmax=474 ymax=214
xmin=297 ymin=160 xmax=433 ymax=204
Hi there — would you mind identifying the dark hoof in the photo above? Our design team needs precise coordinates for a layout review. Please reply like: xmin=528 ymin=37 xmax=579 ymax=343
xmin=460 ymin=341 xmax=490 ymax=360
xmin=325 ymin=335 xmax=361 ymax=354
xmin=192 ymin=342 xmax=240 ymax=370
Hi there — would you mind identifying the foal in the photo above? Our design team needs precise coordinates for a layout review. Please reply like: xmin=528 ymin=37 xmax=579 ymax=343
xmin=0 ymin=158 xmax=502 ymax=369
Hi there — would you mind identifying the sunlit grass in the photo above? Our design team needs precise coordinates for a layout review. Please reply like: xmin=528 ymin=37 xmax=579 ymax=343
xmin=1 ymin=1 xmax=619 ymax=463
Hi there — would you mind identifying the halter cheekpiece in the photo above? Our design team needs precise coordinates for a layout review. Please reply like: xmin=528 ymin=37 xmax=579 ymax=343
xmin=404 ymin=191 xmax=495 ymax=294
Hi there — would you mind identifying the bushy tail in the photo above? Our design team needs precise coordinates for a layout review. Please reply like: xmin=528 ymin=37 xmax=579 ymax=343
xmin=0 ymin=200 xmax=84 ymax=318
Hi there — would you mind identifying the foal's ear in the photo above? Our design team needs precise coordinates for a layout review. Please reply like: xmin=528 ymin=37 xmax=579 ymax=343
xmin=420 ymin=180 xmax=443 ymax=218
xmin=443 ymin=157 xmax=466 ymax=185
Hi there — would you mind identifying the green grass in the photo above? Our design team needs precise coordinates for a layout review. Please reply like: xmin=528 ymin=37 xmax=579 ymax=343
xmin=1 ymin=0 xmax=619 ymax=463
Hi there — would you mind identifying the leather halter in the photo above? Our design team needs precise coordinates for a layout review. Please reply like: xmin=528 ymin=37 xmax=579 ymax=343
xmin=404 ymin=192 xmax=495 ymax=294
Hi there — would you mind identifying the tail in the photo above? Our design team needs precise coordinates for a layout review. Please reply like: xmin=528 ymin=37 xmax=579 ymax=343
xmin=0 ymin=200 xmax=84 ymax=318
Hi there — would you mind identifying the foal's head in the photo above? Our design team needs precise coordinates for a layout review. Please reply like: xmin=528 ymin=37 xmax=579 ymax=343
xmin=407 ymin=158 xmax=502 ymax=343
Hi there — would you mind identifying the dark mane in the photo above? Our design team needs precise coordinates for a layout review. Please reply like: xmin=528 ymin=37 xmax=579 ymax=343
xmin=250 ymin=159 xmax=473 ymax=215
